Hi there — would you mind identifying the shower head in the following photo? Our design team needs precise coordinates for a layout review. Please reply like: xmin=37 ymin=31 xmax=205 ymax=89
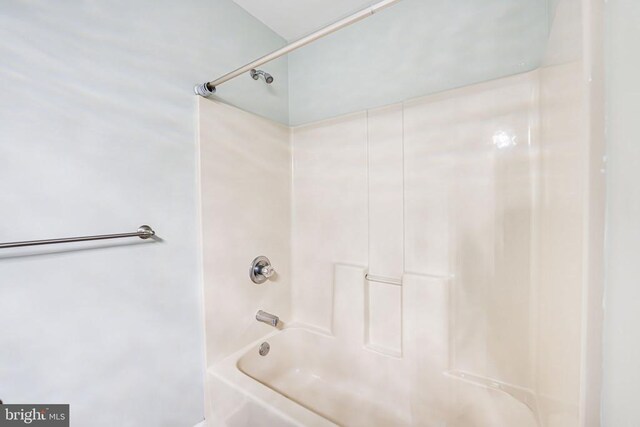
xmin=250 ymin=69 xmax=274 ymax=84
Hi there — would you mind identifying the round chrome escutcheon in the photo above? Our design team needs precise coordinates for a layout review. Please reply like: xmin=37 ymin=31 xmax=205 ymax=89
xmin=250 ymin=256 xmax=274 ymax=284
xmin=259 ymin=342 xmax=270 ymax=356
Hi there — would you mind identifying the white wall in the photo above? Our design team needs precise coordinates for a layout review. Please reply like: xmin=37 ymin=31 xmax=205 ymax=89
xmin=0 ymin=1 xmax=287 ymax=426
xmin=287 ymin=0 xmax=549 ymax=126
xmin=603 ymin=0 xmax=640 ymax=425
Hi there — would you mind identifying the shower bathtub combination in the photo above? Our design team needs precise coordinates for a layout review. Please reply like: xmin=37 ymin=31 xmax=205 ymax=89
xmin=209 ymin=323 xmax=541 ymax=427
xmin=196 ymin=0 xmax=605 ymax=426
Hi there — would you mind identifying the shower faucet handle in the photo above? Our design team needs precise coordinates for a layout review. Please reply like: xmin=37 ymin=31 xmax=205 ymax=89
xmin=260 ymin=264 xmax=274 ymax=278
xmin=250 ymin=256 xmax=275 ymax=284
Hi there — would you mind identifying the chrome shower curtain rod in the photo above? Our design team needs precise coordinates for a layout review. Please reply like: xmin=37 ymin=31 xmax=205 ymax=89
xmin=194 ymin=0 xmax=402 ymax=97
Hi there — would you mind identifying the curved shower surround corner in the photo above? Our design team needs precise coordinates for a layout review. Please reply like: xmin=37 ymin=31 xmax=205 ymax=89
xmin=198 ymin=0 xmax=604 ymax=425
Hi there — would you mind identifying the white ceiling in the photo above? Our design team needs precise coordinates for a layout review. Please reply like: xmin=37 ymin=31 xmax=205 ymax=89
xmin=232 ymin=0 xmax=382 ymax=41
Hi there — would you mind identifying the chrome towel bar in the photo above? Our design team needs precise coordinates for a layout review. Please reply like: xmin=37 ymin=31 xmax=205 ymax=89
xmin=0 ymin=225 xmax=155 ymax=249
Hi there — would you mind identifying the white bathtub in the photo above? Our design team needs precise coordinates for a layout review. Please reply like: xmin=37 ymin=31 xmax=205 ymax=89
xmin=206 ymin=325 xmax=539 ymax=427
xmin=238 ymin=327 xmax=412 ymax=427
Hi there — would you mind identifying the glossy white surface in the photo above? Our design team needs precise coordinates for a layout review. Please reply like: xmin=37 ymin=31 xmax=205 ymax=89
xmin=367 ymin=104 xmax=404 ymax=281
xmin=210 ymin=322 xmax=539 ymax=427
xmin=198 ymin=98 xmax=292 ymax=366
xmin=202 ymin=66 xmax=598 ymax=427
xmin=404 ymin=71 xmax=538 ymax=391
xmin=208 ymin=329 xmax=334 ymax=427
xmin=291 ymin=114 xmax=369 ymax=331
xmin=289 ymin=66 xmax=590 ymax=426
xmin=238 ymin=329 xmax=410 ymax=427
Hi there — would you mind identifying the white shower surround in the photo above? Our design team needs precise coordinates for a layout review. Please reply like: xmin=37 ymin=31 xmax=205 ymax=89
xmin=198 ymin=0 xmax=604 ymax=425
xmin=199 ymin=76 xmax=601 ymax=427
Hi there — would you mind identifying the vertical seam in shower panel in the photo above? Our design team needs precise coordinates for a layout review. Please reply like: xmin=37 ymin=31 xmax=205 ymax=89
xmin=287 ymin=52 xmax=294 ymax=325
xmin=400 ymin=103 xmax=405 ymax=355
xmin=366 ymin=109 xmax=371 ymax=274
xmin=529 ymin=71 xmax=542 ymax=401
xmin=289 ymin=125 xmax=296 ymax=324
xmin=193 ymin=97 xmax=210 ymax=386
xmin=449 ymin=96 xmax=457 ymax=373
xmin=400 ymin=104 xmax=405 ymax=275
xmin=365 ymin=109 xmax=371 ymax=347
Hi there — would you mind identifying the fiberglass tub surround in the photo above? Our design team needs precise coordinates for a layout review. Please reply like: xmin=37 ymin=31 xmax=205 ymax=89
xmin=198 ymin=0 xmax=604 ymax=425
xmin=200 ymin=64 xmax=591 ymax=427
